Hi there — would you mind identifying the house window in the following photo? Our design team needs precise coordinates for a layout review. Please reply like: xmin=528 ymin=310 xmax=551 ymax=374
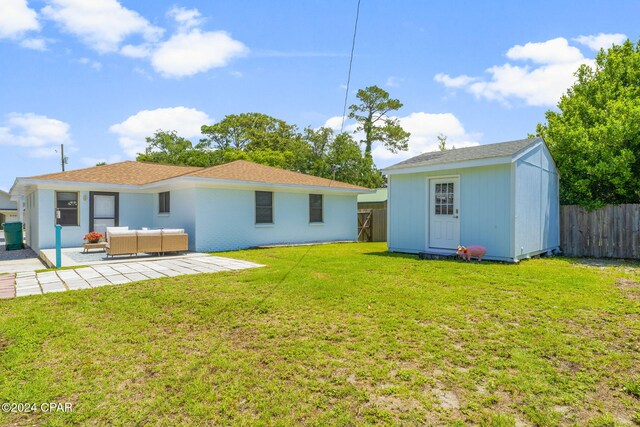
xmin=255 ymin=191 xmax=273 ymax=224
xmin=56 ymin=191 xmax=78 ymax=226
xmin=159 ymin=192 xmax=170 ymax=214
xmin=434 ymin=183 xmax=454 ymax=215
xmin=309 ymin=194 xmax=323 ymax=223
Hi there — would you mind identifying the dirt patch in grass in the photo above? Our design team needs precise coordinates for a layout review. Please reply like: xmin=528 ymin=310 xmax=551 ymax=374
xmin=616 ymin=277 xmax=640 ymax=301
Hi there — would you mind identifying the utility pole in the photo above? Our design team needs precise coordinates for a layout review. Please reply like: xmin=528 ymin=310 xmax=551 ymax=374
xmin=60 ymin=144 xmax=68 ymax=171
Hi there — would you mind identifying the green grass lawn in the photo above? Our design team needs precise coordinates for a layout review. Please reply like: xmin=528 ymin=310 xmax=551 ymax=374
xmin=1 ymin=243 xmax=639 ymax=426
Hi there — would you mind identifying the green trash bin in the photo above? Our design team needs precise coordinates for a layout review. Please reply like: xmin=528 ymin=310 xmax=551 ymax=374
xmin=3 ymin=221 xmax=24 ymax=251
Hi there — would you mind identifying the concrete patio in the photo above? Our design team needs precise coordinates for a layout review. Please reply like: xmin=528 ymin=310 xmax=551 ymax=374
xmin=39 ymin=246 xmax=201 ymax=268
xmin=0 ymin=236 xmax=47 ymax=273
xmin=0 ymin=254 xmax=264 ymax=299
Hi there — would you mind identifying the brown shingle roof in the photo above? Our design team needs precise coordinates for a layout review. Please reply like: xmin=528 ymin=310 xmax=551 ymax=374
xmin=26 ymin=160 xmax=369 ymax=191
xmin=186 ymin=160 xmax=368 ymax=190
xmin=29 ymin=161 xmax=202 ymax=185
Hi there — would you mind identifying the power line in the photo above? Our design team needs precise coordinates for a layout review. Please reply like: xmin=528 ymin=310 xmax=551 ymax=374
xmin=340 ymin=0 xmax=361 ymax=134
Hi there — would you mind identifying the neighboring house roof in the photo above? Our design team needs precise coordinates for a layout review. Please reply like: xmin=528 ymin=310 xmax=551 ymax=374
xmin=357 ymin=188 xmax=387 ymax=203
xmin=186 ymin=160 xmax=367 ymax=190
xmin=29 ymin=161 xmax=202 ymax=185
xmin=384 ymin=137 xmax=542 ymax=172
xmin=11 ymin=160 xmax=371 ymax=194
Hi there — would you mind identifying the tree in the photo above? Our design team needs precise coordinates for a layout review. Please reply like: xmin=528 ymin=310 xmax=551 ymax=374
xmin=138 ymin=112 xmax=388 ymax=188
xmin=348 ymin=85 xmax=410 ymax=158
xmin=201 ymin=113 xmax=309 ymax=171
xmin=437 ymin=134 xmax=447 ymax=151
xmin=201 ymin=113 xmax=300 ymax=152
xmin=536 ymin=39 xmax=640 ymax=208
xmin=136 ymin=130 xmax=213 ymax=166
xmin=303 ymin=127 xmax=384 ymax=188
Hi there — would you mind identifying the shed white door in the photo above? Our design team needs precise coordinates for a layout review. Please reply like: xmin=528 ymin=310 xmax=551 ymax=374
xmin=429 ymin=178 xmax=460 ymax=249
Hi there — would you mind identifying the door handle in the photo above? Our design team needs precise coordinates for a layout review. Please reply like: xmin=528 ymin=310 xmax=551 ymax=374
xmin=453 ymin=215 xmax=459 ymax=218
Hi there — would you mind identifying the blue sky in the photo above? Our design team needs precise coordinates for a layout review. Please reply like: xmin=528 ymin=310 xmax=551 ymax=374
xmin=1 ymin=0 xmax=638 ymax=190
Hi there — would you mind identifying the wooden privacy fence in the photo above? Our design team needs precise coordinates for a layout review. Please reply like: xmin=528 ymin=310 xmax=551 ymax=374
xmin=560 ymin=204 xmax=640 ymax=258
xmin=357 ymin=209 xmax=387 ymax=242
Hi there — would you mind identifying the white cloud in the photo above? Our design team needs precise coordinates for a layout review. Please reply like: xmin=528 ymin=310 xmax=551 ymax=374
xmin=109 ymin=107 xmax=213 ymax=157
xmin=0 ymin=113 xmax=72 ymax=158
xmin=0 ymin=0 xmax=40 ymax=39
xmin=385 ymin=76 xmax=402 ymax=87
xmin=468 ymin=60 xmax=592 ymax=107
xmin=78 ymin=57 xmax=102 ymax=71
xmin=324 ymin=112 xmax=480 ymax=168
xmin=434 ymin=73 xmax=477 ymax=88
xmin=574 ymin=33 xmax=627 ymax=51
xmin=167 ymin=6 xmax=204 ymax=32
xmin=42 ymin=0 xmax=163 ymax=53
xmin=506 ymin=37 xmax=584 ymax=64
xmin=373 ymin=112 xmax=480 ymax=165
xmin=120 ymin=43 xmax=151 ymax=58
xmin=80 ymin=154 xmax=123 ymax=167
xmin=19 ymin=37 xmax=47 ymax=50
xmin=432 ymin=36 xmax=621 ymax=107
xmin=323 ymin=116 xmax=346 ymax=131
xmin=151 ymin=29 xmax=248 ymax=78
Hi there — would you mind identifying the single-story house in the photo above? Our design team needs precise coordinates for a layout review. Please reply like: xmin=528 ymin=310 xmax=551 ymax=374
xmin=0 ymin=190 xmax=19 ymax=229
xmin=9 ymin=160 xmax=372 ymax=252
xmin=382 ymin=137 xmax=560 ymax=262
xmin=357 ymin=188 xmax=387 ymax=210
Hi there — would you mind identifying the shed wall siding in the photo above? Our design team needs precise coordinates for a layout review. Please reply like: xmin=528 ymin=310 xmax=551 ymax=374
xmin=194 ymin=187 xmax=357 ymax=252
xmin=459 ymin=165 xmax=512 ymax=259
xmin=387 ymin=173 xmax=426 ymax=252
xmin=514 ymin=145 xmax=560 ymax=259
xmin=388 ymin=165 xmax=513 ymax=259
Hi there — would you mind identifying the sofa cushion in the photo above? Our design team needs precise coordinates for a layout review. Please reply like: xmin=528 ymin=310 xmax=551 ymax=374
xmin=106 ymin=226 xmax=129 ymax=234
xmin=161 ymin=228 xmax=185 ymax=235
xmin=106 ymin=226 xmax=130 ymax=243
xmin=137 ymin=229 xmax=162 ymax=236
xmin=109 ymin=229 xmax=137 ymax=236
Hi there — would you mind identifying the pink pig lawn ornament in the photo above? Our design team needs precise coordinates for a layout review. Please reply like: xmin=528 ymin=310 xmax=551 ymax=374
xmin=457 ymin=245 xmax=487 ymax=262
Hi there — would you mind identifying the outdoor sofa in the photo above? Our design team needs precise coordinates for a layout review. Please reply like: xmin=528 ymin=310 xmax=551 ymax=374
xmin=105 ymin=227 xmax=188 ymax=257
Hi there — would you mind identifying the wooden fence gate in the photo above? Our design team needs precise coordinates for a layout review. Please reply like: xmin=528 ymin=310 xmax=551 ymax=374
xmin=560 ymin=204 xmax=640 ymax=258
xmin=358 ymin=208 xmax=387 ymax=242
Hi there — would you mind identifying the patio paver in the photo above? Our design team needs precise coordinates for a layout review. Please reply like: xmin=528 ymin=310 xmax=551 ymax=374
xmin=0 ymin=255 xmax=264 ymax=299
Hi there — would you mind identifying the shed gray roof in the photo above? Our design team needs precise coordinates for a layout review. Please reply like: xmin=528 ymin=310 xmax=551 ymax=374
xmin=385 ymin=137 xmax=542 ymax=171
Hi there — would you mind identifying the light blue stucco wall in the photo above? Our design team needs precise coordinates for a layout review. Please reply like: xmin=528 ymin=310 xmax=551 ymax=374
xmin=151 ymin=188 xmax=197 ymax=251
xmin=194 ymin=187 xmax=357 ymax=252
xmin=30 ymin=189 xmax=154 ymax=250
xmin=388 ymin=164 xmax=513 ymax=260
xmin=26 ymin=186 xmax=357 ymax=252
xmin=120 ymin=193 xmax=154 ymax=230
xmin=514 ymin=145 xmax=560 ymax=259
